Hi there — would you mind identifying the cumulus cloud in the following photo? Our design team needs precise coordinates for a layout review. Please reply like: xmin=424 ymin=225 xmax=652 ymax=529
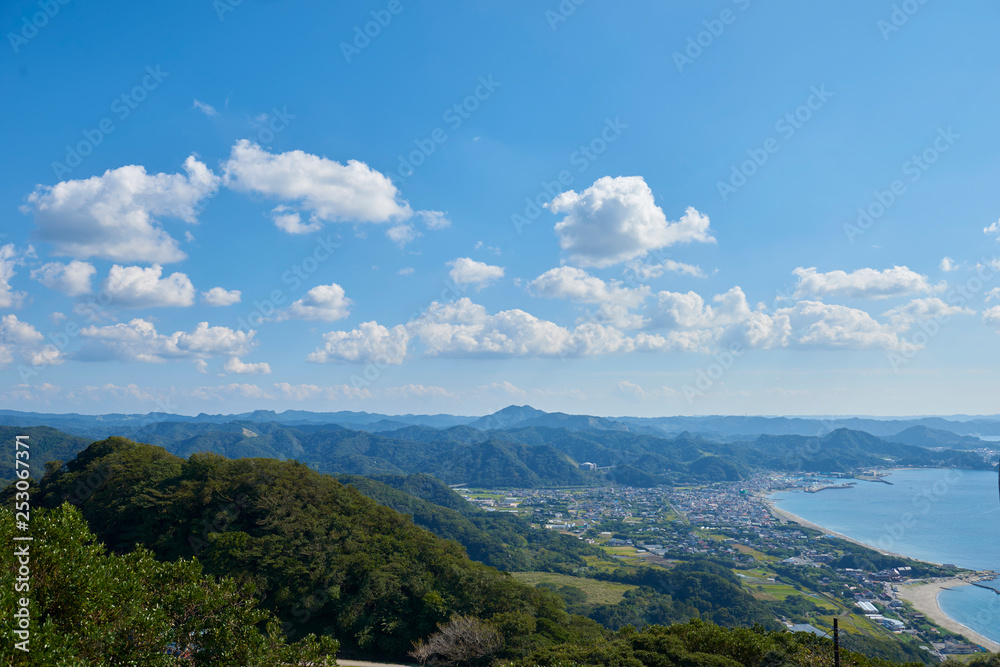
xmin=986 ymin=287 xmax=1000 ymax=303
xmin=79 ymin=319 xmax=257 ymax=363
xmin=102 ymin=264 xmax=195 ymax=308
xmin=530 ymin=266 xmax=649 ymax=328
xmin=307 ymin=321 xmax=409 ymax=364
xmin=408 ymin=298 xmax=637 ymax=358
xmin=278 ymin=283 xmax=351 ymax=321
xmin=271 ymin=205 xmax=323 ymax=234
xmin=23 ymin=156 xmax=219 ymax=263
xmin=881 ymin=297 xmax=974 ymax=331
xmin=202 ymin=287 xmax=242 ymax=306
xmin=223 ymin=356 xmax=271 ymax=375
xmin=448 ymin=257 xmax=504 ymax=291
xmin=0 ymin=314 xmax=63 ymax=369
xmin=0 ymin=244 xmax=26 ymax=308
xmin=222 ymin=140 xmax=411 ymax=229
xmin=940 ymin=257 xmax=957 ymax=272
xmin=31 ymin=260 xmax=96 ymax=296
xmin=548 ymin=176 xmax=715 ymax=268
xmin=792 ymin=266 xmax=943 ymax=300
xmin=736 ymin=301 xmax=908 ymax=351
xmin=648 ymin=287 xmax=753 ymax=330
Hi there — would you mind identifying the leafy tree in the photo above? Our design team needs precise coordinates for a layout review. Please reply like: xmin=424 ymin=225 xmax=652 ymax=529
xmin=0 ymin=504 xmax=338 ymax=666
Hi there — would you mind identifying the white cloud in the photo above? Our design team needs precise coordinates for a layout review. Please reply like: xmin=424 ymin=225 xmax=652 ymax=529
xmin=386 ymin=223 xmax=419 ymax=247
xmin=745 ymin=301 xmax=908 ymax=350
xmin=881 ymin=298 xmax=973 ymax=331
xmin=792 ymin=266 xmax=943 ymax=300
xmin=24 ymin=156 xmax=219 ymax=263
xmin=79 ymin=319 xmax=257 ymax=363
xmin=192 ymin=99 xmax=219 ymax=117
xmin=986 ymin=287 xmax=1000 ymax=303
xmin=223 ymin=356 xmax=271 ymax=375
xmin=474 ymin=381 xmax=528 ymax=400
xmin=202 ymin=287 xmax=242 ymax=306
xmin=548 ymin=176 xmax=715 ymax=268
xmin=307 ymin=321 xmax=409 ymax=365
xmin=614 ymin=380 xmax=647 ymax=399
xmin=222 ymin=140 xmax=411 ymax=229
xmin=278 ymin=283 xmax=351 ymax=321
xmin=31 ymin=260 xmax=96 ymax=296
xmin=420 ymin=210 xmax=451 ymax=230
xmin=102 ymin=264 xmax=195 ymax=308
xmin=448 ymin=257 xmax=505 ymax=291
xmin=985 ymin=220 xmax=1000 ymax=240
xmin=940 ymin=257 xmax=957 ymax=272
xmin=530 ymin=266 xmax=649 ymax=329
xmin=0 ymin=244 xmax=26 ymax=308
xmin=398 ymin=267 xmax=415 ymax=276
xmin=983 ymin=306 xmax=1000 ymax=332
xmin=271 ymin=205 xmax=323 ymax=234
xmin=649 ymin=287 xmax=753 ymax=330
xmin=408 ymin=298 xmax=635 ymax=358
xmin=626 ymin=258 xmax=706 ymax=280
xmin=0 ymin=314 xmax=63 ymax=369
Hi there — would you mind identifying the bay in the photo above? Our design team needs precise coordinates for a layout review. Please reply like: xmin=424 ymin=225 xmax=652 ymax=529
xmin=769 ymin=469 xmax=1000 ymax=643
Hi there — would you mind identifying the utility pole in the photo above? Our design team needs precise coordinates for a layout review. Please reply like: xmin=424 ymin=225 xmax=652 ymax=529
xmin=834 ymin=617 xmax=841 ymax=667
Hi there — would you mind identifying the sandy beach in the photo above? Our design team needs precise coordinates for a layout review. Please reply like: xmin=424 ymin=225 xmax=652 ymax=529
xmin=762 ymin=496 xmax=999 ymax=652
xmin=898 ymin=578 xmax=1000 ymax=652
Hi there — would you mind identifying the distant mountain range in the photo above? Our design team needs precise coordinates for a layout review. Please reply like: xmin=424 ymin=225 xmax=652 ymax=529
xmin=4 ymin=405 xmax=1000 ymax=441
xmin=2 ymin=408 xmax=994 ymax=488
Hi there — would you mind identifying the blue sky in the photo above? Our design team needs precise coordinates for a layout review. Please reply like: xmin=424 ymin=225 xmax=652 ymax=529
xmin=2 ymin=0 xmax=1000 ymax=417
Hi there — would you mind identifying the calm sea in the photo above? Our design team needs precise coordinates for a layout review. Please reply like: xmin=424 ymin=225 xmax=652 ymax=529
xmin=769 ymin=469 xmax=1000 ymax=643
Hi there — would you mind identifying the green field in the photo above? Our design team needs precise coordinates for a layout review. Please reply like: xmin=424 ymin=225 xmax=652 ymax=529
xmin=511 ymin=572 xmax=638 ymax=607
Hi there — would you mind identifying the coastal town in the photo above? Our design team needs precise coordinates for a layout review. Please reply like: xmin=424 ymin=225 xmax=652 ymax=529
xmin=458 ymin=475 xmax=1000 ymax=661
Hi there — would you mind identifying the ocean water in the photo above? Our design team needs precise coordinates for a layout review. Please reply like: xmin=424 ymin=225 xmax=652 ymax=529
xmin=769 ymin=469 xmax=1000 ymax=643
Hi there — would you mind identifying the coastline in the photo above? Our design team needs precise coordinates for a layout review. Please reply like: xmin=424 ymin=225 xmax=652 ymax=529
xmin=760 ymin=494 xmax=931 ymax=562
xmin=898 ymin=578 xmax=1000 ymax=652
xmin=762 ymin=494 xmax=999 ymax=653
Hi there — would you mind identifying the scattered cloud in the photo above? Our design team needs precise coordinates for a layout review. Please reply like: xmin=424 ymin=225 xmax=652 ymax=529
xmin=0 ymin=314 xmax=63 ymax=369
xmin=102 ymin=264 xmax=196 ymax=308
xmin=530 ymin=266 xmax=649 ymax=328
xmin=626 ymin=258 xmax=706 ymax=280
xmin=881 ymin=297 xmax=973 ymax=331
xmin=448 ymin=257 xmax=504 ymax=291
xmin=420 ymin=210 xmax=450 ymax=230
xmin=939 ymin=257 xmax=957 ymax=272
xmin=222 ymin=140 xmax=411 ymax=230
xmin=548 ymin=176 xmax=714 ymax=268
xmin=31 ymin=260 xmax=96 ymax=296
xmin=202 ymin=287 xmax=242 ymax=306
xmin=985 ymin=220 xmax=1000 ymax=240
xmin=273 ymin=382 xmax=371 ymax=400
xmin=223 ymin=356 xmax=272 ymax=375
xmin=983 ymin=306 xmax=1000 ymax=333
xmin=307 ymin=321 xmax=409 ymax=364
xmin=78 ymin=319 xmax=257 ymax=363
xmin=386 ymin=223 xmax=419 ymax=247
xmin=0 ymin=244 xmax=27 ymax=308
xmin=792 ymin=266 xmax=943 ymax=300
xmin=23 ymin=156 xmax=219 ymax=263
xmin=192 ymin=99 xmax=219 ymax=117
xmin=271 ymin=205 xmax=323 ymax=234
xmin=277 ymin=283 xmax=351 ymax=321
